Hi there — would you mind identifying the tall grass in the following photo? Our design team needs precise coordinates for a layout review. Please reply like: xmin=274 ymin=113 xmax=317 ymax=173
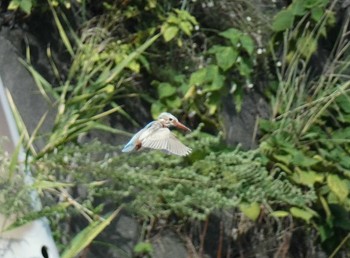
xmin=269 ymin=12 xmax=350 ymax=138
xmin=3 ymin=5 xmax=161 ymax=257
xmin=262 ymin=7 xmax=350 ymax=255
xmin=20 ymin=6 xmax=160 ymax=158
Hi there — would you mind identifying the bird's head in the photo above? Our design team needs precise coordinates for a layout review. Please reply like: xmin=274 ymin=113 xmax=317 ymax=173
xmin=157 ymin=112 xmax=191 ymax=132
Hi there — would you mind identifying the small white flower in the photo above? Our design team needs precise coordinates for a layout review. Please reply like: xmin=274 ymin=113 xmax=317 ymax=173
xmin=229 ymin=13 xmax=236 ymax=18
xmin=232 ymin=228 xmax=238 ymax=240
xmin=230 ymin=83 xmax=237 ymax=94
xmin=247 ymin=83 xmax=254 ymax=88
xmin=207 ymin=1 xmax=214 ymax=7
xmin=236 ymin=43 xmax=241 ymax=48
xmin=246 ymin=16 xmax=252 ymax=22
xmin=276 ymin=61 xmax=282 ymax=67
xmin=189 ymin=111 xmax=196 ymax=118
xmin=257 ymin=48 xmax=263 ymax=54
xmin=194 ymin=25 xmax=200 ymax=31
xmin=236 ymin=57 xmax=242 ymax=63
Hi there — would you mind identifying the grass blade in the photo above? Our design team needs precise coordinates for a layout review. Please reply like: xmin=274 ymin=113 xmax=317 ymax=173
xmin=20 ymin=59 xmax=58 ymax=102
xmin=61 ymin=206 xmax=123 ymax=258
xmin=5 ymin=89 xmax=36 ymax=155
xmin=8 ymin=133 xmax=24 ymax=180
xmin=49 ymin=1 xmax=74 ymax=56
xmin=98 ymin=33 xmax=160 ymax=84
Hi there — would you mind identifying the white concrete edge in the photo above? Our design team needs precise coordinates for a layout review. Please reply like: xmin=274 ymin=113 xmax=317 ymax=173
xmin=0 ymin=76 xmax=60 ymax=258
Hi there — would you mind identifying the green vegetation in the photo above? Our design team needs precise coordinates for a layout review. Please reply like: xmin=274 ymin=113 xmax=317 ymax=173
xmin=2 ymin=0 xmax=350 ymax=257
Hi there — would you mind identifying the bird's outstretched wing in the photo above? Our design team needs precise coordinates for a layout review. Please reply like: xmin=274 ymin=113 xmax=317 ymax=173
xmin=141 ymin=128 xmax=192 ymax=156
xmin=122 ymin=121 xmax=156 ymax=152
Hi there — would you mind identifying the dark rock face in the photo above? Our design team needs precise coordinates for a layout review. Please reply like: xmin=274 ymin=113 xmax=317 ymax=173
xmin=91 ymin=213 xmax=141 ymax=258
xmin=0 ymin=28 xmax=55 ymax=150
xmin=151 ymin=230 xmax=188 ymax=258
xmin=111 ymin=214 xmax=140 ymax=257
xmin=221 ymin=88 xmax=270 ymax=150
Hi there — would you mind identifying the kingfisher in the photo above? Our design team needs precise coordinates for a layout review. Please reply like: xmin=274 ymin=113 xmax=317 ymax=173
xmin=122 ymin=112 xmax=192 ymax=156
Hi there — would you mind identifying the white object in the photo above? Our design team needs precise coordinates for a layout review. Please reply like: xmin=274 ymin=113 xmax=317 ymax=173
xmin=0 ymin=76 xmax=60 ymax=258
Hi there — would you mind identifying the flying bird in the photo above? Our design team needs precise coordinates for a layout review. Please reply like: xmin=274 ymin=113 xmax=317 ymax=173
xmin=122 ymin=112 xmax=192 ymax=156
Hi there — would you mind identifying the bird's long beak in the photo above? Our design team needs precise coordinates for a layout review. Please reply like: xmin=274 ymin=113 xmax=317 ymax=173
xmin=174 ymin=121 xmax=191 ymax=132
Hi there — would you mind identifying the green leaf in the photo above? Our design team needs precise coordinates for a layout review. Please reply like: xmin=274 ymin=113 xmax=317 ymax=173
xmin=134 ymin=242 xmax=153 ymax=254
xmin=8 ymin=0 xmax=20 ymax=10
xmin=167 ymin=13 xmax=180 ymax=24
xmin=151 ymin=102 xmax=166 ymax=118
xmin=305 ymin=0 xmax=328 ymax=8
xmin=239 ymin=202 xmax=260 ymax=221
xmin=318 ymin=224 xmax=333 ymax=242
xmin=273 ymin=154 xmax=292 ymax=165
xmin=189 ymin=68 xmax=207 ymax=86
xmin=272 ymin=9 xmax=295 ymax=32
xmin=270 ymin=210 xmax=290 ymax=218
xmin=162 ymin=25 xmax=179 ymax=42
xmin=165 ymin=96 xmax=182 ymax=109
xmin=291 ymin=169 xmax=324 ymax=187
xmin=147 ymin=0 xmax=157 ymax=9
xmin=290 ymin=0 xmax=307 ymax=16
xmin=240 ymin=35 xmax=255 ymax=55
xmin=184 ymin=85 xmax=196 ymax=99
xmin=219 ymin=28 xmax=241 ymax=46
xmin=157 ymin=82 xmax=176 ymax=99
xmin=291 ymin=151 xmax=319 ymax=167
xmin=9 ymin=0 xmax=33 ymax=13
xmin=175 ymin=9 xmax=198 ymax=25
xmin=296 ymin=35 xmax=317 ymax=58
xmin=207 ymin=92 xmax=221 ymax=115
xmin=290 ymin=207 xmax=315 ymax=223
xmin=61 ymin=207 xmax=122 ymax=258
xmin=205 ymin=65 xmax=220 ymax=82
xmin=259 ymin=119 xmax=277 ymax=133
xmin=127 ymin=60 xmax=140 ymax=73
xmin=327 ymin=175 xmax=349 ymax=202
xmin=326 ymin=11 xmax=336 ymax=26
xmin=19 ymin=0 xmax=32 ymax=13
xmin=209 ymin=73 xmax=225 ymax=91
xmin=333 ymin=128 xmax=350 ymax=139
xmin=336 ymin=94 xmax=350 ymax=113
xmin=190 ymin=65 xmax=220 ymax=87
xmin=214 ymin=46 xmax=237 ymax=71
xmin=238 ymin=59 xmax=252 ymax=77
xmin=179 ymin=21 xmax=193 ymax=36
xmin=311 ymin=6 xmax=324 ymax=22
xmin=138 ymin=55 xmax=150 ymax=72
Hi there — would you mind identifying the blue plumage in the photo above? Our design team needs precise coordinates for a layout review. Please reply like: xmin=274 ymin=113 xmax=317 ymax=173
xmin=122 ymin=121 xmax=155 ymax=152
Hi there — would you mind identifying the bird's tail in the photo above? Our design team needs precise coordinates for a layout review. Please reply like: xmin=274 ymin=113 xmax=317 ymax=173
xmin=122 ymin=143 xmax=134 ymax=152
